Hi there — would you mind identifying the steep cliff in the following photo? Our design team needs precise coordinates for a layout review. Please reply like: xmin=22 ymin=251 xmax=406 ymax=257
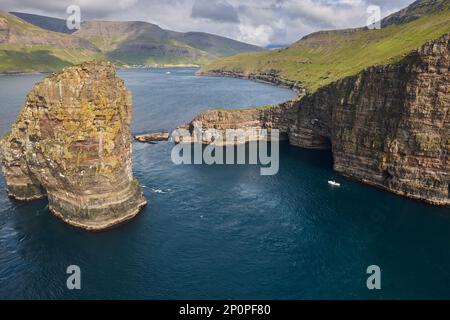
xmin=181 ymin=33 xmax=450 ymax=205
xmin=0 ymin=60 xmax=147 ymax=230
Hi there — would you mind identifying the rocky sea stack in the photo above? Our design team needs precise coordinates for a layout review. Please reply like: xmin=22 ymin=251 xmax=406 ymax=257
xmin=0 ymin=60 xmax=147 ymax=230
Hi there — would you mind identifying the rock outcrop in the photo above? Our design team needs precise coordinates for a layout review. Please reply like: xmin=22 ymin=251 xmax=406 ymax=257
xmin=181 ymin=33 xmax=450 ymax=205
xmin=0 ymin=60 xmax=147 ymax=230
xmin=134 ymin=132 xmax=170 ymax=144
xmin=174 ymin=101 xmax=299 ymax=146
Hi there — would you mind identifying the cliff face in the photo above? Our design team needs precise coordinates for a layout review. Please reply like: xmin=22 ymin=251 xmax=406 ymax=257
xmin=183 ymin=34 xmax=450 ymax=205
xmin=292 ymin=33 xmax=449 ymax=205
xmin=198 ymin=0 xmax=450 ymax=94
xmin=0 ymin=60 xmax=147 ymax=230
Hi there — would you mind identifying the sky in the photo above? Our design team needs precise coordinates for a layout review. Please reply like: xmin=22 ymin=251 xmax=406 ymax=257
xmin=1 ymin=0 xmax=416 ymax=47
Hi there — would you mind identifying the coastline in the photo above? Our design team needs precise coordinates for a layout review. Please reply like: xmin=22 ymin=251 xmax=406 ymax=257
xmin=0 ymin=64 xmax=202 ymax=76
xmin=196 ymin=69 xmax=305 ymax=96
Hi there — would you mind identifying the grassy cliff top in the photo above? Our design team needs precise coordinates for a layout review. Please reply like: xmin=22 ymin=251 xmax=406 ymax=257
xmin=199 ymin=2 xmax=450 ymax=93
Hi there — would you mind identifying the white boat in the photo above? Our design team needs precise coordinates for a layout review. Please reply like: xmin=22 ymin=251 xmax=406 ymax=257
xmin=166 ymin=71 xmax=171 ymax=74
xmin=328 ymin=180 xmax=341 ymax=187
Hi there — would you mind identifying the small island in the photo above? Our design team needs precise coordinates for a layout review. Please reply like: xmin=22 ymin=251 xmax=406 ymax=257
xmin=135 ymin=132 xmax=170 ymax=144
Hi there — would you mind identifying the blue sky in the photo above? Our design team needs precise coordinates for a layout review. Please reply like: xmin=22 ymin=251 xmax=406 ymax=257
xmin=1 ymin=0 xmax=416 ymax=46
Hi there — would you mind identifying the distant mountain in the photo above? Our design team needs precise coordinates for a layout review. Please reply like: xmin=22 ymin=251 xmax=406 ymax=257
xmin=10 ymin=11 xmax=75 ymax=34
xmin=74 ymin=20 xmax=263 ymax=66
xmin=0 ymin=11 xmax=101 ymax=73
xmin=6 ymin=11 xmax=263 ymax=70
xmin=173 ymin=31 xmax=262 ymax=57
xmin=199 ymin=0 xmax=450 ymax=92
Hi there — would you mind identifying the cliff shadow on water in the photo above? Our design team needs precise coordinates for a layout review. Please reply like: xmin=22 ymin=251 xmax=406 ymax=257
xmin=281 ymin=141 xmax=334 ymax=172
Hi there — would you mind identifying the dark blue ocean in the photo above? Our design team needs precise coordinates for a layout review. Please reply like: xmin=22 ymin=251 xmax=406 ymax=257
xmin=1 ymin=68 xmax=450 ymax=299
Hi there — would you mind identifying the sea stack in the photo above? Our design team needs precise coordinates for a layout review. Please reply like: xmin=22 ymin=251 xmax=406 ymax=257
xmin=0 ymin=60 xmax=147 ymax=230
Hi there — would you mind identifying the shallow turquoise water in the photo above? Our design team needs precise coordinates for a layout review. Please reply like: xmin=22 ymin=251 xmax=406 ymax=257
xmin=1 ymin=68 xmax=450 ymax=299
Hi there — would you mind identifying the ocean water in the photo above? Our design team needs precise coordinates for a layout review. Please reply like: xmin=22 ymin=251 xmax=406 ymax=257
xmin=0 ymin=68 xmax=450 ymax=299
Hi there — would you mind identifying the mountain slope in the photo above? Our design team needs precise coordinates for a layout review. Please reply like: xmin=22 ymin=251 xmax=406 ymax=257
xmin=9 ymin=11 xmax=263 ymax=67
xmin=10 ymin=11 xmax=75 ymax=34
xmin=74 ymin=20 xmax=213 ymax=66
xmin=198 ymin=0 xmax=450 ymax=92
xmin=0 ymin=11 xmax=101 ymax=73
xmin=74 ymin=20 xmax=262 ymax=66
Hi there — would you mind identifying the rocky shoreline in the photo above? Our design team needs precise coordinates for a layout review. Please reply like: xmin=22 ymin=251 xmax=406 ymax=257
xmin=188 ymin=34 xmax=450 ymax=206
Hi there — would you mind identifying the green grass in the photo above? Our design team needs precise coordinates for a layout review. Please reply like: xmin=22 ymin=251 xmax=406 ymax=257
xmin=0 ymin=10 xmax=258 ymax=72
xmin=0 ymin=45 xmax=103 ymax=73
xmin=0 ymin=11 xmax=103 ymax=73
xmin=0 ymin=48 xmax=67 ymax=72
xmin=200 ymin=9 xmax=450 ymax=93
xmin=107 ymin=49 xmax=214 ymax=66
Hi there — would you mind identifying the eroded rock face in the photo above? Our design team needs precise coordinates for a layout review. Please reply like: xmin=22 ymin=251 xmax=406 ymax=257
xmin=182 ymin=33 xmax=450 ymax=205
xmin=196 ymin=69 xmax=305 ymax=94
xmin=134 ymin=132 xmax=170 ymax=143
xmin=0 ymin=60 xmax=147 ymax=230
xmin=293 ymin=33 xmax=449 ymax=205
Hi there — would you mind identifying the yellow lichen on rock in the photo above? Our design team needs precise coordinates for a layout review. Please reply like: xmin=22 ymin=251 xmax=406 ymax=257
xmin=0 ymin=60 xmax=146 ymax=230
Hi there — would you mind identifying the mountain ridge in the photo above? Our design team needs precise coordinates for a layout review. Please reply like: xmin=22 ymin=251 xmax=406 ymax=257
xmin=5 ymin=11 xmax=262 ymax=71
xmin=0 ymin=10 xmax=102 ymax=73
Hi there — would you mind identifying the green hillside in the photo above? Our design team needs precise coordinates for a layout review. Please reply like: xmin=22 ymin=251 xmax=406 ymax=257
xmin=199 ymin=0 xmax=450 ymax=92
xmin=0 ymin=11 xmax=101 ymax=73
xmin=10 ymin=11 xmax=75 ymax=34
xmin=74 ymin=20 xmax=262 ymax=67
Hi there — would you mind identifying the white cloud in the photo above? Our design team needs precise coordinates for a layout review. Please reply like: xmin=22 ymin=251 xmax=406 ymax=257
xmin=191 ymin=0 xmax=239 ymax=23
xmin=0 ymin=0 xmax=417 ymax=46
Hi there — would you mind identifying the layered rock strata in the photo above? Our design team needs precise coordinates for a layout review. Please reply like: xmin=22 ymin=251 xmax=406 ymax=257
xmin=0 ymin=60 xmax=147 ymax=230
xmin=174 ymin=100 xmax=299 ymax=146
xmin=182 ymin=34 xmax=450 ymax=205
